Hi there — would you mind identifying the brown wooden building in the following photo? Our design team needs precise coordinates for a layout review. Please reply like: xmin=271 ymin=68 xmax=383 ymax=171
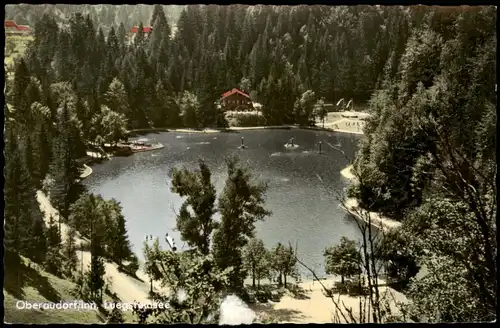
xmin=220 ymin=88 xmax=254 ymax=111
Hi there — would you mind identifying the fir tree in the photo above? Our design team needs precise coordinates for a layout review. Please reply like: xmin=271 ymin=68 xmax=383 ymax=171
xmin=212 ymin=156 xmax=271 ymax=292
xmin=48 ymin=99 xmax=82 ymax=223
xmin=4 ymin=121 xmax=44 ymax=262
xmin=170 ymin=159 xmax=218 ymax=255
xmin=62 ymin=225 xmax=79 ymax=279
xmin=88 ymin=255 xmax=106 ymax=302
xmin=106 ymin=200 xmax=132 ymax=266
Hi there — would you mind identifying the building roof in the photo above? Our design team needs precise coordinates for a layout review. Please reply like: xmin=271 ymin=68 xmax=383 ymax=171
xmin=130 ymin=26 xmax=153 ymax=33
xmin=5 ymin=20 xmax=17 ymax=28
xmin=17 ymin=25 xmax=30 ymax=31
xmin=221 ymin=88 xmax=250 ymax=99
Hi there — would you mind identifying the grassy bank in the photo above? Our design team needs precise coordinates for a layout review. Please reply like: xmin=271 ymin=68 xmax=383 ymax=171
xmin=3 ymin=257 xmax=135 ymax=324
xmin=2 ymin=191 xmax=167 ymax=324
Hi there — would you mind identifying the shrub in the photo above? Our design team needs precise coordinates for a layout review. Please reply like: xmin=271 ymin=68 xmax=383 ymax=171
xmin=256 ymin=290 xmax=271 ymax=303
xmin=345 ymin=278 xmax=370 ymax=296
xmin=225 ymin=111 xmax=267 ymax=127
xmin=331 ymin=281 xmax=349 ymax=295
xmin=42 ymin=175 xmax=54 ymax=195
xmin=126 ymin=254 xmax=140 ymax=274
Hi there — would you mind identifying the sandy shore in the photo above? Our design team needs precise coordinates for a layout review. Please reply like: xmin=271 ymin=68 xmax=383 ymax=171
xmin=340 ymin=165 xmax=402 ymax=232
xmin=315 ymin=111 xmax=368 ymax=135
xmin=79 ymin=164 xmax=93 ymax=179
xmin=35 ymin=190 xmax=407 ymax=323
xmin=255 ymin=277 xmax=407 ymax=323
xmin=86 ymin=151 xmax=111 ymax=159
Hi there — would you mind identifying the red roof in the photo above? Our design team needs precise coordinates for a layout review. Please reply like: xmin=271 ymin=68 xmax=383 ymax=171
xmin=16 ymin=25 xmax=30 ymax=31
xmin=130 ymin=26 xmax=153 ymax=33
xmin=221 ymin=88 xmax=250 ymax=99
xmin=5 ymin=20 xmax=17 ymax=28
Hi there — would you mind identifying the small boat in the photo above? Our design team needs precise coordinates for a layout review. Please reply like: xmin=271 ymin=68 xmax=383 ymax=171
xmin=125 ymin=138 xmax=164 ymax=152
xmin=130 ymin=138 xmax=152 ymax=147
xmin=114 ymin=146 xmax=134 ymax=157
xmin=165 ymin=233 xmax=177 ymax=251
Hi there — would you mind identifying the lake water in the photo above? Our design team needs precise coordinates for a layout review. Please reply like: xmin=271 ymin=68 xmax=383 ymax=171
xmin=83 ymin=129 xmax=363 ymax=277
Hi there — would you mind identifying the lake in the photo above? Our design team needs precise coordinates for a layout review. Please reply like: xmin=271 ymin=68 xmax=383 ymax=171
xmin=83 ymin=129 xmax=363 ymax=277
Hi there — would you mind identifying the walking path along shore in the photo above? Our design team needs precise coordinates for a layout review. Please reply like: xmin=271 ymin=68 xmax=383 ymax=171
xmin=340 ymin=165 xmax=402 ymax=232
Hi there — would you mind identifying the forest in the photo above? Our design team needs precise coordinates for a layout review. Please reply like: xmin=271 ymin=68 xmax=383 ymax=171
xmin=3 ymin=4 xmax=496 ymax=324
xmin=4 ymin=4 xmax=185 ymax=33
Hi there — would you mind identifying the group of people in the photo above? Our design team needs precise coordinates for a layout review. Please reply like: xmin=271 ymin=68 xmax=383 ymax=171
xmin=331 ymin=120 xmax=364 ymax=131
xmin=346 ymin=121 xmax=363 ymax=127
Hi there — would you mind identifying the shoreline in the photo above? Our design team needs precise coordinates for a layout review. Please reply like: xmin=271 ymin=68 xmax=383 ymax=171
xmin=79 ymin=164 xmax=93 ymax=179
xmin=36 ymin=190 xmax=168 ymax=305
xmin=127 ymin=124 xmax=365 ymax=136
xmin=81 ymin=124 xmax=363 ymax=178
xmin=255 ymin=275 xmax=407 ymax=323
xmin=340 ymin=165 xmax=402 ymax=232
xmin=34 ymin=164 xmax=406 ymax=323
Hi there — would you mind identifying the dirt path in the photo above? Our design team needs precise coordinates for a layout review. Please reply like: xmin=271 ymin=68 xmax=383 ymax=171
xmin=36 ymin=191 xmax=165 ymax=304
xmin=339 ymin=166 xmax=402 ymax=232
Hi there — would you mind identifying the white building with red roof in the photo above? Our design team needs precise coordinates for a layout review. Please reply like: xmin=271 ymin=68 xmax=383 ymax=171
xmin=4 ymin=20 xmax=31 ymax=35
xmin=220 ymin=88 xmax=254 ymax=111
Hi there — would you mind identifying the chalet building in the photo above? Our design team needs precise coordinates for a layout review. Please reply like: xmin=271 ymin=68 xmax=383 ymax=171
xmin=130 ymin=26 xmax=153 ymax=34
xmin=4 ymin=20 xmax=31 ymax=36
xmin=127 ymin=26 xmax=153 ymax=45
xmin=220 ymin=88 xmax=254 ymax=111
xmin=5 ymin=20 xmax=18 ymax=31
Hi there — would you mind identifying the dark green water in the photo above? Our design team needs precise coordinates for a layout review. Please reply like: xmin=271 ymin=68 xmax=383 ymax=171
xmin=83 ymin=129 xmax=363 ymax=277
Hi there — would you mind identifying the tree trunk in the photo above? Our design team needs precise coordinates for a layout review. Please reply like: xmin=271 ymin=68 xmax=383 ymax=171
xmin=284 ymin=274 xmax=287 ymax=288
xmin=341 ymin=275 xmax=345 ymax=284
xmin=252 ymin=264 xmax=256 ymax=288
xmin=150 ymin=278 xmax=153 ymax=293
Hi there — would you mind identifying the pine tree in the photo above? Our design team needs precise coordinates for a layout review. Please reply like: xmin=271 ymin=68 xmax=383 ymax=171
xmin=106 ymin=200 xmax=132 ymax=266
xmin=212 ymin=155 xmax=271 ymax=292
xmin=29 ymin=216 xmax=48 ymax=266
xmin=83 ymin=193 xmax=108 ymax=302
xmin=42 ymin=214 xmax=63 ymax=275
xmin=135 ymin=22 xmax=146 ymax=47
xmin=170 ymin=159 xmax=218 ymax=255
xmin=4 ymin=121 xmax=44 ymax=263
xmin=46 ymin=214 xmax=62 ymax=248
xmin=152 ymin=80 xmax=181 ymax=127
xmin=179 ymin=91 xmax=200 ymax=128
xmin=117 ymin=22 xmax=127 ymax=52
xmin=104 ymin=78 xmax=131 ymax=117
xmin=9 ymin=58 xmax=33 ymax=125
xmin=48 ymin=99 xmax=82 ymax=223
xmin=62 ymin=225 xmax=79 ymax=279
xmin=149 ymin=4 xmax=171 ymax=61
xmin=88 ymin=255 xmax=106 ymax=302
